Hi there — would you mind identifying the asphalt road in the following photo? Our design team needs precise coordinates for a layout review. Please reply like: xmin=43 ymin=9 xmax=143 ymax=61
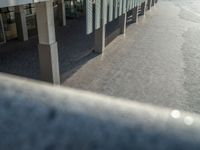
xmin=63 ymin=0 xmax=200 ymax=114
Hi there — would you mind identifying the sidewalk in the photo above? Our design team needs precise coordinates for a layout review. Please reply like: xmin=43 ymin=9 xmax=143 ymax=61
xmin=63 ymin=0 xmax=200 ymax=114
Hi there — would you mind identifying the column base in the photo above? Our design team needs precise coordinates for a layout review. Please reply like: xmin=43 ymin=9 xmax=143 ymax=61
xmin=132 ymin=7 xmax=138 ymax=23
xmin=119 ymin=13 xmax=127 ymax=35
xmin=95 ymin=25 xmax=105 ymax=53
xmin=140 ymin=2 xmax=146 ymax=16
xmin=38 ymin=42 xmax=60 ymax=84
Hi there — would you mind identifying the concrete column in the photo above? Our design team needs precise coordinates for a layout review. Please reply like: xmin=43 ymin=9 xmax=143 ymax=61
xmin=147 ymin=0 xmax=152 ymax=10
xmin=140 ymin=2 xmax=146 ymax=16
xmin=152 ymin=0 xmax=155 ymax=7
xmin=94 ymin=1 xmax=106 ymax=53
xmin=58 ymin=0 xmax=66 ymax=26
xmin=15 ymin=5 xmax=28 ymax=41
xmin=95 ymin=22 xmax=105 ymax=53
xmin=119 ymin=13 xmax=127 ymax=35
xmin=132 ymin=6 xmax=138 ymax=23
xmin=35 ymin=0 xmax=60 ymax=84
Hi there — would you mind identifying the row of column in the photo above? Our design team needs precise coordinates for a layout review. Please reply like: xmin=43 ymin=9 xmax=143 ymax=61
xmin=14 ymin=0 xmax=67 ymax=84
xmin=41 ymin=0 xmax=157 ymax=84
xmin=15 ymin=0 xmax=158 ymax=85
xmin=13 ymin=1 xmax=61 ymax=84
xmin=15 ymin=0 xmax=66 ymax=42
xmin=94 ymin=0 xmax=157 ymax=54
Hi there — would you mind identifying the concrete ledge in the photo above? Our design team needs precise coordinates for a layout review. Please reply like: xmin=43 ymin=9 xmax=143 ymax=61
xmin=0 ymin=73 xmax=200 ymax=150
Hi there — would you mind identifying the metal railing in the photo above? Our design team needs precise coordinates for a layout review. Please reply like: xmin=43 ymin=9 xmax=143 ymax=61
xmin=0 ymin=73 xmax=200 ymax=150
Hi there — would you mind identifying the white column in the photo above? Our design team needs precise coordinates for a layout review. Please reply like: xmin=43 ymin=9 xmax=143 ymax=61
xmin=15 ymin=5 xmax=28 ymax=41
xmin=58 ymin=0 xmax=66 ymax=26
xmin=94 ymin=0 xmax=106 ymax=53
xmin=35 ymin=0 xmax=60 ymax=84
xmin=95 ymin=22 xmax=105 ymax=53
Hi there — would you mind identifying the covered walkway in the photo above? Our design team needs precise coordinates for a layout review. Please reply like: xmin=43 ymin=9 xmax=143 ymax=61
xmin=0 ymin=18 xmax=95 ymax=81
xmin=0 ymin=0 xmax=150 ymax=84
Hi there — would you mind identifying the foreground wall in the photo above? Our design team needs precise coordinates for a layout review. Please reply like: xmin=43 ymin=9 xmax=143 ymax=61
xmin=0 ymin=73 xmax=200 ymax=150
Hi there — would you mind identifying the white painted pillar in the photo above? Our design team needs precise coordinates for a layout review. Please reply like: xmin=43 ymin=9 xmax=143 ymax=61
xmin=58 ymin=0 xmax=66 ymax=26
xmin=94 ymin=0 xmax=106 ymax=53
xmin=35 ymin=0 xmax=60 ymax=84
xmin=15 ymin=5 xmax=28 ymax=41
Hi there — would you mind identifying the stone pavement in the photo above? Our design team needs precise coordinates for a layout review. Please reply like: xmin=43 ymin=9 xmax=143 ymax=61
xmin=63 ymin=0 xmax=200 ymax=114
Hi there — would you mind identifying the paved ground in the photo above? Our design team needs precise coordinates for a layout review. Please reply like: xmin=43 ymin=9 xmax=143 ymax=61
xmin=63 ymin=0 xmax=200 ymax=114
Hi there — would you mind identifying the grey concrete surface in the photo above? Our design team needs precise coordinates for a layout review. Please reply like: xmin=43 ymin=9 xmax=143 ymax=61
xmin=1 ymin=74 xmax=200 ymax=150
xmin=63 ymin=0 xmax=200 ymax=114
